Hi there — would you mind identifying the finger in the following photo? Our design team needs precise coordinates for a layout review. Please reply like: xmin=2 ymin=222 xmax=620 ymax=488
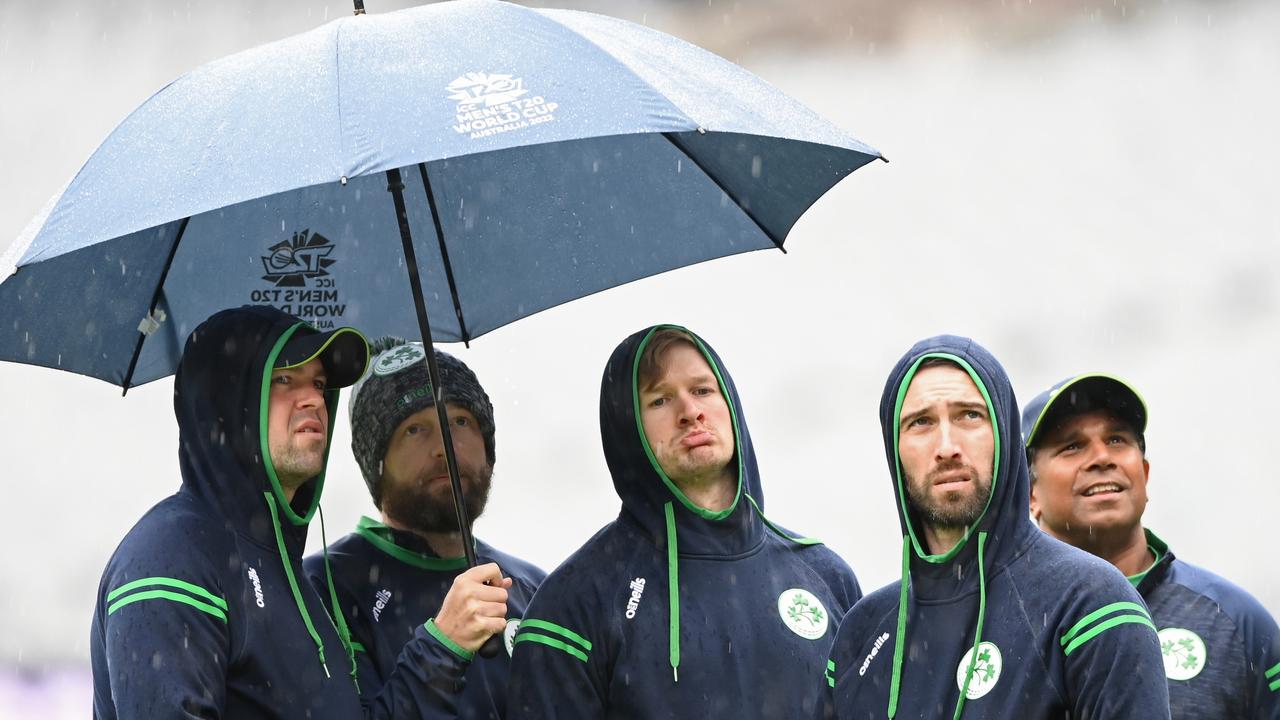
xmin=471 ymin=599 xmax=509 ymax=620
xmin=468 ymin=584 xmax=509 ymax=605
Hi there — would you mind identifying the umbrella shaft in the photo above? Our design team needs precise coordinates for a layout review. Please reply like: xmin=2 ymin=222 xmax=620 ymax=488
xmin=385 ymin=167 xmax=479 ymax=569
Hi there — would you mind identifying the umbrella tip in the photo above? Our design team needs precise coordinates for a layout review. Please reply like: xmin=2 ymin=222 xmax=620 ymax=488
xmin=352 ymin=0 xmax=366 ymax=15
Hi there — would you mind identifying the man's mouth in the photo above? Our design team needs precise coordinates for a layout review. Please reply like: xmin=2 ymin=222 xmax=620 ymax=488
xmin=930 ymin=468 xmax=972 ymax=487
xmin=681 ymin=430 xmax=714 ymax=448
xmin=1081 ymin=482 xmax=1123 ymax=497
xmin=294 ymin=420 xmax=324 ymax=435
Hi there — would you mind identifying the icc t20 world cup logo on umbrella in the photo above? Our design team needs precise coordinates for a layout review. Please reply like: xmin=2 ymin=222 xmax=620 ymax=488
xmin=261 ymin=229 xmax=336 ymax=287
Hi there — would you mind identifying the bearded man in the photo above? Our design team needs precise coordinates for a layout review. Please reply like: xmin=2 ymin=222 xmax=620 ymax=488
xmin=304 ymin=338 xmax=544 ymax=719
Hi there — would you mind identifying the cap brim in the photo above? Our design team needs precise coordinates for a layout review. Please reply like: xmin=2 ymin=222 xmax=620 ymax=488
xmin=1024 ymin=374 xmax=1147 ymax=448
xmin=275 ymin=327 xmax=370 ymax=389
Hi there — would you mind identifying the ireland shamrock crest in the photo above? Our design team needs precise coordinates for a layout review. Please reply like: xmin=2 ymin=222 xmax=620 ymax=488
xmin=777 ymin=588 xmax=829 ymax=640
xmin=955 ymin=641 xmax=1002 ymax=700
xmin=1158 ymin=627 xmax=1206 ymax=680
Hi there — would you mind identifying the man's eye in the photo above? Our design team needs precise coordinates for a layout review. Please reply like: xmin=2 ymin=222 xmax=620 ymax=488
xmin=313 ymin=381 xmax=326 ymax=391
xmin=964 ymin=410 xmax=983 ymax=420
xmin=693 ymin=386 xmax=715 ymax=396
xmin=273 ymin=375 xmax=290 ymax=385
xmin=1060 ymin=442 xmax=1080 ymax=453
xmin=907 ymin=416 xmax=930 ymax=428
xmin=648 ymin=397 xmax=667 ymax=408
xmin=453 ymin=416 xmax=470 ymax=427
xmin=405 ymin=425 xmax=422 ymax=436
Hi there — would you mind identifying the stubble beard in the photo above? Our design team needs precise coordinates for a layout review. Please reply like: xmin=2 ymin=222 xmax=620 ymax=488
xmin=270 ymin=439 xmax=326 ymax=491
xmin=382 ymin=465 xmax=494 ymax=535
xmin=905 ymin=460 xmax=993 ymax=530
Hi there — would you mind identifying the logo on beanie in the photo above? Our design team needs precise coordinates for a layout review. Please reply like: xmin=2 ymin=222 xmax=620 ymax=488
xmin=374 ymin=344 xmax=426 ymax=376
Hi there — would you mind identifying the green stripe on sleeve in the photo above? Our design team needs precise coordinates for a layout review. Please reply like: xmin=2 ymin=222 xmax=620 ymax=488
xmin=518 ymin=618 xmax=593 ymax=652
xmin=1061 ymin=601 xmax=1149 ymax=646
xmin=1266 ymin=661 xmax=1280 ymax=680
xmin=1062 ymin=615 xmax=1156 ymax=657
xmin=512 ymin=633 xmax=589 ymax=662
xmin=106 ymin=577 xmax=227 ymax=610
xmin=107 ymin=590 xmax=228 ymax=622
xmin=424 ymin=618 xmax=474 ymax=662
xmin=1269 ymin=678 xmax=1280 ymax=693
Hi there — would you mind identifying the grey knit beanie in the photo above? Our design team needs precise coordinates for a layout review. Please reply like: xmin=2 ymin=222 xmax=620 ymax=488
xmin=348 ymin=337 xmax=495 ymax=507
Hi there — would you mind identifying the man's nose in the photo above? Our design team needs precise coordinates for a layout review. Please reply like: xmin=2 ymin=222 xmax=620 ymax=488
xmin=675 ymin=394 xmax=705 ymax=424
xmin=1082 ymin=439 xmax=1117 ymax=470
xmin=935 ymin=421 xmax=962 ymax=459
xmin=297 ymin=384 xmax=324 ymax=408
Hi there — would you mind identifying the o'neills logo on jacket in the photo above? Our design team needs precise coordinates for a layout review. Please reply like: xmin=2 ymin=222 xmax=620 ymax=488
xmin=624 ymin=578 xmax=646 ymax=619
xmin=860 ymin=632 xmax=890 ymax=676
xmin=372 ymin=589 xmax=392 ymax=622
xmin=247 ymin=568 xmax=266 ymax=608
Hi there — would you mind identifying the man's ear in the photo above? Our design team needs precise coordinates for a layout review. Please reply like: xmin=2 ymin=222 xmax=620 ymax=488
xmin=1029 ymin=484 xmax=1042 ymax=523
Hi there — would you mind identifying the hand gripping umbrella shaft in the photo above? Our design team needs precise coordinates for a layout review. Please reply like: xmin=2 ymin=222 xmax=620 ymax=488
xmin=386 ymin=167 xmax=502 ymax=658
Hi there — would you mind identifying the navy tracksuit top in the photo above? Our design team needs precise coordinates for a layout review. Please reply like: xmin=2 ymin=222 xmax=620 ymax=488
xmin=304 ymin=518 xmax=545 ymax=718
xmin=90 ymin=306 xmax=468 ymax=719
xmin=1134 ymin=530 xmax=1280 ymax=719
xmin=826 ymin=335 xmax=1171 ymax=719
xmin=506 ymin=325 xmax=863 ymax=719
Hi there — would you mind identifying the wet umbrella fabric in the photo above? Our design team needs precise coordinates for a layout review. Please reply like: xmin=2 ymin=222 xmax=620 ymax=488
xmin=0 ymin=0 xmax=881 ymax=387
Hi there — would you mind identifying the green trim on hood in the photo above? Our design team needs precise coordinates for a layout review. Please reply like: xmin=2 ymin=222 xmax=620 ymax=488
xmin=355 ymin=516 xmax=470 ymax=571
xmin=630 ymin=325 xmax=744 ymax=520
xmin=259 ymin=321 xmax=337 ymax=526
xmin=891 ymin=352 xmax=1002 ymax=563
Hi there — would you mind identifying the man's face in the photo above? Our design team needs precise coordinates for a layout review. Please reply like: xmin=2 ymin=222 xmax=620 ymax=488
xmin=267 ymin=359 xmax=329 ymax=490
xmin=380 ymin=404 xmax=492 ymax=534
xmin=1029 ymin=410 xmax=1149 ymax=539
xmin=898 ymin=364 xmax=995 ymax=530
xmin=639 ymin=342 xmax=735 ymax=489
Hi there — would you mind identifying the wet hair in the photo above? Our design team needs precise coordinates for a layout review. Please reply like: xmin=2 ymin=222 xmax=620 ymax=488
xmin=637 ymin=329 xmax=700 ymax=391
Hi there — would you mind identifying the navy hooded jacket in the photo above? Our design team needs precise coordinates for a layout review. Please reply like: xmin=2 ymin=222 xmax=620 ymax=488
xmin=90 ymin=306 xmax=472 ymax=719
xmin=1128 ymin=530 xmax=1280 ymax=719
xmin=303 ymin=517 xmax=546 ymax=718
xmin=506 ymin=325 xmax=862 ymax=719
xmin=826 ymin=336 xmax=1170 ymax=719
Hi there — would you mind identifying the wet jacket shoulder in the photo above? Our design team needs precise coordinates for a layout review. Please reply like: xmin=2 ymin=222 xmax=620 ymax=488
xmin=1136 ymin=533 xmax=1280 ymax=719
xmin=508 ymin=325 xmax=861 ymax=720
xmin=826 ymin=335 xmax=1168 ymax=720
xmin=303 ymin=521 xmax=547 ymax=719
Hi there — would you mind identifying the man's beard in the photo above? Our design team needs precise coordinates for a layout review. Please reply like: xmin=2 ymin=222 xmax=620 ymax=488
xmin=904 ymin=460 xmax=993 ymax=529
xmin=381 ymin=464 xmax=493 ymax=535
xmin=270 ymin=441 xmax=325 ymax=491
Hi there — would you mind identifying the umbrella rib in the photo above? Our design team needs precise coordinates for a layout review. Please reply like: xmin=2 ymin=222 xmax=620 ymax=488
xmin=121 ymin=216 xmax=190 ymax=395
xmin=417 ymin=162 xmax=471 ymax=346
xmin=661 ymin=132 xmax=786 ymax=254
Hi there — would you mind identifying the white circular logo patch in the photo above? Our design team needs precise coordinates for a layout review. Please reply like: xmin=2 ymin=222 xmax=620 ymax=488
xmin=777 ymin=589 xmax=829 ymax=640
xmin=1158 ymin=627 xmax=1206 ymax=680
xmin=956 ymin=642 xmax=1002 ymax=700
xmin=503 ymin=619 xmax=521 ymax=657
xmin=373 ymin=344 xmax=426 ymax=376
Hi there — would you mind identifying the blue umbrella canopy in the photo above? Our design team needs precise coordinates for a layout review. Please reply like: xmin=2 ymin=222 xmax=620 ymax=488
xmin=0 ymin=0 xmax=882 ymax=388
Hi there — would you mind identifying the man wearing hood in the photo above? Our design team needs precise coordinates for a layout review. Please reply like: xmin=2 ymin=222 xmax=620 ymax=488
xmin=91 ymin=306 xmax=480 ymax=719
xmin=1023 ymin=373 xmax=1280 ymax=719
xmin=507 ymin=325 xmax=862 ymax=718
xmin=304 ymin=338 xmax=546 ymax=718
xmin=826 ymin=336 xmax=1169 ymax=719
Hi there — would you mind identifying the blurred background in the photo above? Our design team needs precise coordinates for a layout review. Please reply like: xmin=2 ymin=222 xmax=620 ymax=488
xmin=1 ymin=0 xmax=1277 ymax=713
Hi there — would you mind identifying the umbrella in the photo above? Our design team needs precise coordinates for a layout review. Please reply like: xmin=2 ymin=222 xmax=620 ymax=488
xmin=0 ymin=0 xmax=882 ymax=645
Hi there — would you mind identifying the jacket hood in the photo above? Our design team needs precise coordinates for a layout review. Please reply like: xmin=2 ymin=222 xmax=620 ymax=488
xmin=174 ymin=305 xmax=341 ymax=549
xmin=878 ymin=334 xmax=1034 ymax=590
xmin=599 ymin=324 xmax=764 ymax=556
xmin=877 ymin=334 xmax=1038 ymax=718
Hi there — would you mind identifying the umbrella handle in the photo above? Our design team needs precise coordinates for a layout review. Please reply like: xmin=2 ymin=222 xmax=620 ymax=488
xmin=478 ymin=634 xmax=502 ymax=659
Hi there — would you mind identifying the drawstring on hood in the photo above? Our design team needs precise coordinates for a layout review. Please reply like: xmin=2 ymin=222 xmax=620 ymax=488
xmin=601 ymin=325 xmax=816 ymax=685
xmin=173 ymin=306 xmax=363 ymax=683
xmin=877 ymin=337 xmax=1032 ymax=719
